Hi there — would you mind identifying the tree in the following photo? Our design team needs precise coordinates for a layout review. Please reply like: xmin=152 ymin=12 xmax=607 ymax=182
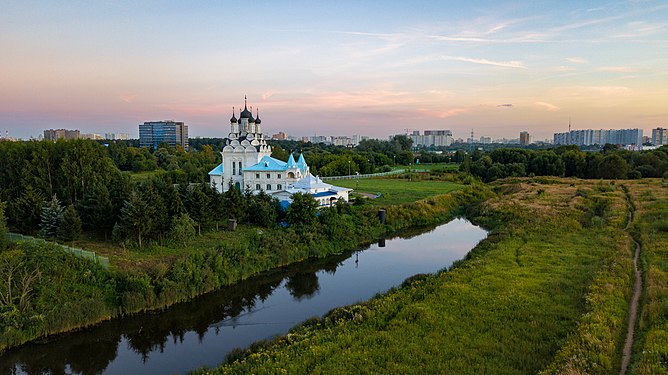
xmin=170 ymin=213 xmax=196 ymax=247
xmin=10 ymin=186 xmax=44 ymax=234
xmin=58 ymin=204 xmax=82 ymax=242
xmin=118 ymin=191 xmax=154 ymax=247
xmin=286 ymin=193 xmax=319 ymax=227
xmin=186 ymin=185 xmax=211 ymax=235
xmin=39 ymin=195 xmax=64 ymax=238
xmin=0 ymin=200 xmax=8 ymax=251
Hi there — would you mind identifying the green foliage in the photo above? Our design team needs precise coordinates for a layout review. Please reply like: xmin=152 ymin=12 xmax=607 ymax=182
xmin=58 ymin=204 xmax=82 ymax=242
xmin=39 ymin=195 xmax=64 ymax=238
xmin=0 ymin=201 xmax=7 ymax=251
xmin=117 ymin=191 xmax=154 ymax=248
xmin=171 ymin=213 xmax=196 ymax=246
xmin=9 ymin=186 xmax=44 ymax=234
xmin=286 ymin=193 xmax=318 ymax=227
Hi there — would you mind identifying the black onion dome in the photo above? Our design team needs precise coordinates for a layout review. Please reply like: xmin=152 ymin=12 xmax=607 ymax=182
xmin=255 ymin=109 xmax=261 ymax=124
xmin=255 ymin=116 xmax=261 ymax=124
xmin=240 ymin=105 xmax=252 ymax=119
xmin=230 ymin=114 xmax=237 ymax=123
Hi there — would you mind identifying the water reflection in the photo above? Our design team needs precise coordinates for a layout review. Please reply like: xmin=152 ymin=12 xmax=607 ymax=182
xmin=0 ymin=219 xmax=487 ymax=375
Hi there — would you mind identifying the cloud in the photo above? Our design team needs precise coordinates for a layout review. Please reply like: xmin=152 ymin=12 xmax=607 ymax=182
xmin=497 ymin=104 xmax=513 ymax=107
xmin=443 ymin=56 xmax=527 ymax=69
xmin=596 ymin=66 xmax=635 ymax=72
xmin=565 ymin=57 xmax=587 ymax=64
xmin=534 ymin=102 xmax=560 ymax=111
xmin=119 ymin=94 xmax=137 ymax=103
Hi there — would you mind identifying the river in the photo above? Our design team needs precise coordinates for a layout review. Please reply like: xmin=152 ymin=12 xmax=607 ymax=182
xmin=0 ymin=218 xmax=487 ymax=375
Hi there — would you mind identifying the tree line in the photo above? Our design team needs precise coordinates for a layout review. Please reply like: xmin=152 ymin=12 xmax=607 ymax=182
xmin=461 ymin=144 xmax=668 ymax=182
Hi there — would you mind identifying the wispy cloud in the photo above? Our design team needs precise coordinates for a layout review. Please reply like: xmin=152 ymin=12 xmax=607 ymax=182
xmin=497 ymin=103 xmax=513 ymax=107
xmin=535 ymin=101 xmax=560 ymax=111
xmin=596 ymin=66 xmax=635 ymax=72
xmin=443 ymin=56 xmax=527 ymax=69
xmin=566 ymin=57 xmax=588 ymax=64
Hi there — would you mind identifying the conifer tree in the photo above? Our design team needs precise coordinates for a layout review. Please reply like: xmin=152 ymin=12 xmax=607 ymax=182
xmin=11 ymin=186 xmax=44 ymax=233
xmin=58 ymin=204 xmax=82 ymax=242
xmin=118 ymin=191 xmax=153 ymax=248
xmin=39 ymin=195 xmax=64 ymax=238
xmin=186 ymin=185 xmax=210 ymax=235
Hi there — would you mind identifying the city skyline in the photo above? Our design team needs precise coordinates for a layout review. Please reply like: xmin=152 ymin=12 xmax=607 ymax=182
xmin=2 ymin=1 xmax=667 ymax=140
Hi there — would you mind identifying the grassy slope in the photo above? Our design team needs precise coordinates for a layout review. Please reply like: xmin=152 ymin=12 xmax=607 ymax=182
xmin=627 ymin=180 xmax=668 ymax=374
xmin=201 ymin=179 xmax=634 ymax=374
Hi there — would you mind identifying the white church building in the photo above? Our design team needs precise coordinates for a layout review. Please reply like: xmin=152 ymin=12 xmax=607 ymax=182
xmin=209 ymin=97 xmax=350 ymax=207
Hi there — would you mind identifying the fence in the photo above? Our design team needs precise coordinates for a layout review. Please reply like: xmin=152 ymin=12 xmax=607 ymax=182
xmin=7 ymin=232 xmax=110 ymax=269
xmin=321 ymin=169 xmax=406 ymax=181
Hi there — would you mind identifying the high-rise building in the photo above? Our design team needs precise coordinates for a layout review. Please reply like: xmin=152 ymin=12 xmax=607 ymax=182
xmin=553 ymin=128 xmax=643 ymax=149
xmin=652 ymin=128 xmax=667 ymax=146
xmin=409 ymin=130 xmax=453 ymax=147
xmin=139 ymin=121 xmax=189 ymax=150
xmin=43 ymin=129 xmax=80 ymax=141
xmin=519 ymin=131 xmax=531 ymax=145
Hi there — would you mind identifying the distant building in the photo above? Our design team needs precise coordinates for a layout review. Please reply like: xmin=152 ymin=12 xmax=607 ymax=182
xmin=519 ymin=131 xmax=531 ymax=145
xmin=139 ymin=121 xmax=189 ymax=150
xmin=652 ymin=128 xmax=667 ymax=146
xmin=554 ymin=128 xmax=642 ymax=149
xmin=271 ymin=131 xmax=287 ymax=140
xmin=43 ymin=129 xmax=80 ymax=141
xmin=479 ymin=136 xmax=492 ymax=144
xmin=409 ymin=130 xmax=453 ymax=147
xmin=82 ymin=133 xmax=104 ymax=140
xmin=105 ymin=133 xmax=130 ymax=140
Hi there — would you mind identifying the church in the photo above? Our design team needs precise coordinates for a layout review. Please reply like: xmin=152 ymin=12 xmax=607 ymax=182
xmin=209 ymin=97 xmax=350 ymax=207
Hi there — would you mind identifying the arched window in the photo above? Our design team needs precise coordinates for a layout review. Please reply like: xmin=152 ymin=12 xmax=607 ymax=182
xmin=288 ymin=172 xmax=295 ymax=179
xmin=234 ymin=182 xmax=241 ymax=190
xmin=256 ymin=184 xmax=261 ymax=190
xmin=232 ymin=161 xmax=236 ymax=175
xmin=266 ymin=184 xmax=271 ymax=191
xmin=277 ymin=184 xmax=282 ymax=190
xmin=238 ymin=161 xmax=242 ymax=175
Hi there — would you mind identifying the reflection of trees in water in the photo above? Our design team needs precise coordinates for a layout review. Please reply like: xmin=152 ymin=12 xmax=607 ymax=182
xmin=285 ymin=272 xmax=320 ymax=300
xmin=0 ymin=252 xmax=352 ymax=374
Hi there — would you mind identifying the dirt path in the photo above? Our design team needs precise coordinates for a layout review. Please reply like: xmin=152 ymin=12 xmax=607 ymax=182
xmin=620 ymin=199 xmax=642 ymax=375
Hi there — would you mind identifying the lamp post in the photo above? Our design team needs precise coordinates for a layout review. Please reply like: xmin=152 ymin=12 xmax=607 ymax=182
xmin=393 ymin=155 xmax=396 ymax=166
xmin=348 ymin=159 xmax=351 ymax=177
xmin=356 ymin=171 xmax=359 ymax=190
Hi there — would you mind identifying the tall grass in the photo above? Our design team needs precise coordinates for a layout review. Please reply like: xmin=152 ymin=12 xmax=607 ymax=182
xmin=198 ymin=179 xmax=635 ymax=374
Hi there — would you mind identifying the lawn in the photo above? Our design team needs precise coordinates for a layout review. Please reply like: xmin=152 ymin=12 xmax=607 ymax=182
xmin=331 ymin=177 xmax=464 ymax=205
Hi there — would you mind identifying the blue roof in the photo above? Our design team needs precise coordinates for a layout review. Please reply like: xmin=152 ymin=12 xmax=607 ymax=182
xmin=286 ymin=153 xmax=298 ymax=168
xmin=312 ymin=191 xmax=338 ymax=198
xmin=244 ymin=156 xmax=289 ymax=171
xmin=208 ymin=163 xmax=224 ymax=175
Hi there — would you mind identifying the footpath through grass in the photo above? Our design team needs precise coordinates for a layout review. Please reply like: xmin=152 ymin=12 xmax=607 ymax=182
xmin=626 ymin=179 xmax=668 ymax=374
xmin=200 ymin=178 xmax=636 ymax=374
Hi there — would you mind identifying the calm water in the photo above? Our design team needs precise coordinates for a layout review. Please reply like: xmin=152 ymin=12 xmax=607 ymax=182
xmin=0 ymin=218 xmax=487 ymax=375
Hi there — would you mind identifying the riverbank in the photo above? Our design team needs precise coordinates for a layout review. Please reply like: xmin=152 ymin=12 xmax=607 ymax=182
xmin=0 ymin=180 xmax=489 ymax=353
xmin=199 ymin=178 xmax=638 ymax=374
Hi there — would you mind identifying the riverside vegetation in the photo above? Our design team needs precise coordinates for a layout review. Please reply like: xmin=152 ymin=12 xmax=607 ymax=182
xmin=199 ymin=178 xmax=657 ymax=374
xmin=0 ymin=139 xmax=484 ymax=352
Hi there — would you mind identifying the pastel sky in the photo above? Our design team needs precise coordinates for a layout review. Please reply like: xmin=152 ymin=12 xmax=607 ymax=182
xmin=2 ymin=0 xmax=667 ymax=140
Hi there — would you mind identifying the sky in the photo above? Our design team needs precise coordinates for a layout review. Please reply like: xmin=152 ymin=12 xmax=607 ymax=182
xmin=1 ymin=0 xmax=668 ymax=141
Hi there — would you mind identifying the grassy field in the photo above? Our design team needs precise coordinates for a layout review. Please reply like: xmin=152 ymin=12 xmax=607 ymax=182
xmin=625 ymin=179 xmax=668 ymax=374
xmin=200 ymin=178 xmax=637 ymax=374
xmin=331 ymin=177 xmax=463 ymax=206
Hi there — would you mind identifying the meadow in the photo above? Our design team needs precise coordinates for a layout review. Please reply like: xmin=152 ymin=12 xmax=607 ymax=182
xmin=331 ymin=175 xmax=463 ymax=206
xmin=201 ymin=178 xmax=639 ymax=374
